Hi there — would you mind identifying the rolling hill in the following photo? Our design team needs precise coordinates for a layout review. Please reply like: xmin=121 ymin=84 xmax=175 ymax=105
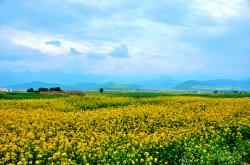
xmin=4 ymin=78 xmax=250 ymax=92
xmin=73 ymin=82 xmax=100 ymax=90
xmin=95 ymin=82 xmax=142 ymax=90
xmin=6 ymin=81 xmax=62 ymax=90
xmin=174 ymin=80 xmax=215 ymax=90
xmin=174 ymin=79 xmax=250 ymax=91
xmin=5 ymin=81 xmax=143 ymax=91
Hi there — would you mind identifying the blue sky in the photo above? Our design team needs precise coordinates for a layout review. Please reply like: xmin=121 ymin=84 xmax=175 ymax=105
xmin=0 ymin=0 xmax=250 ymax=80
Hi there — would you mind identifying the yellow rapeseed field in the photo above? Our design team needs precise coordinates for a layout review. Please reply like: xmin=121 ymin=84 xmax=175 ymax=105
xmin=0 ymin=95 xmax=250 ymax=164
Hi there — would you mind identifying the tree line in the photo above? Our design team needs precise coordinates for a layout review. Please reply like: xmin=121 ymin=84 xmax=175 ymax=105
xmin=27 ymin=87 xmax=62 ymax=92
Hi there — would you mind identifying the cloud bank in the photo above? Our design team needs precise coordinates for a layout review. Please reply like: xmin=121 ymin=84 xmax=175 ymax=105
xmin=108 ymin=44 xmax=130 ymax=58
xmin=45 ymin=41 xmax=62 ymax=47
xmin=0 ymin=0 xmax=249 ymax=79
xmin=70 ymin=47 xmax=81 ymax=55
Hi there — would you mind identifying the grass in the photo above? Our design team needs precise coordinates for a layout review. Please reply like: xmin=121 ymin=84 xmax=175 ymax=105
xmin=0 ymin=92 xmax=70 ymax=100
xmin=1 ymin=92 xmax=249 ymax=100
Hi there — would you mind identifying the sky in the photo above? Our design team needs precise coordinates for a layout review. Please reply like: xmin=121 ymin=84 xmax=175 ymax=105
xmin=0 ymin=0 xmax=250 ymax=80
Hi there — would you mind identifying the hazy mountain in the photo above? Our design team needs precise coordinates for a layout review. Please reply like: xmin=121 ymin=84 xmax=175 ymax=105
xmin=0 ymin=71 xmax=78 ymax=86
xmin=6 ymin=81 xmax=62 ymax=90
xmin=95 ymin=82 xmax=143 ymax=90
xmin=2 ymin=70 xmax=250 ymax=91
xmin=204 ymin=79 xmax=250 ymax=86
xmin=243 ymin=78 xmax=250 ymax=81
xmin=174 ymin=80 xmax=215 ymax=90
xmin=134 ymin=75 xmax=181 ymax=88
xmin=0 ymin=71 xmax=161 ymax=86
xmin=174 ymin=79 xmax=250 ymax=91
xmin=172 ymin=74 xmax=219 ymax=81
xmin=73 ymin=82 xmax=100 ymax=90
xmin=204 ymin=79 xmax=250 ymax=91
xmin=5 ymin=81 xmax=86 ymax=91
xmin=5 ymin=81 xmax=143 ymax=91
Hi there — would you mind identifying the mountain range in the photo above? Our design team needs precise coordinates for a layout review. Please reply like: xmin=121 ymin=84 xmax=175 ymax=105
xmin=134 ymin=75 xmax=181 ymax=88
xmin=3 ymin=81 xmax=143 ymax=91
xmin=175 ymin=79 xmax=250 ymax=91
xmin=1 ymin=71 xmax=250 ymax=91
xmin=3 ymin=79 xmax=250 ymax=92
xmin=0 ymin=71 xmax=160 ymax=86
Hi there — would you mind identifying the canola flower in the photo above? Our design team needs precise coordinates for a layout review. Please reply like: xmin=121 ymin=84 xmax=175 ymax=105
xmin=0 ymin=95 xmax=250 ymax=164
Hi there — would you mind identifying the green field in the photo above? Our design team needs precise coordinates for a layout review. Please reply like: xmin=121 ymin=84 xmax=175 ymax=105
xmin=1 ymin=92 xmax=250 ymax=100
xmin=0 ymin=92 xmax=71 ymax=100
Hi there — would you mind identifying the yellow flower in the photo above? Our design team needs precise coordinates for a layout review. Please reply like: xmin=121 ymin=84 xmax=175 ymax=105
xmin=0 ymin=94 xmax=249 ymax=164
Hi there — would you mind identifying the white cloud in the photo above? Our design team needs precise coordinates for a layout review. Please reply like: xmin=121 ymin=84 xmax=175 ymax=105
xmin=69 ymin=47 xmax=82 ymax=55
xmin=45 ymin=40 xmax=62 ymax=47
xmin=0 ymin=0 xmax=249 ymax=78
xmin=108 ymin=44 xmax=130 ymax=58
xmin=193 ymin=0 xmax=250 ymax=22
xmin=86 ymin=16 xmax=199 ymax=57
xmin=86 ymin=52 xmax=106 ymax=60
xmin=0 ymin=27 xmax=115 ymax=57
xmin=0 ymin=28 xmax=68 ymax=56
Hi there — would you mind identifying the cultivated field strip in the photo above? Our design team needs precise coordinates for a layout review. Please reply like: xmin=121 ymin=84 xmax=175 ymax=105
xmin=0 ymin=95 xmax=250 ymax=164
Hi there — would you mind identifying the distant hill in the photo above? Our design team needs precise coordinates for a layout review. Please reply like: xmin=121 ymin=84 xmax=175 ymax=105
xmin=96 ymin=82 xmax=142 ymax=90
xmin=174 ymin=79 xmax=250 ymax=91
xmin=5 ymin=81 xmax=143 ymax=91
xmin=73 ymin=82 xmax=100 ymax=90
xmin=6 ymin=81 xmax=61 ymax=90
xmin=0 ymin=71 xmax=157 ymax=86
xmin=174 ymin=80 xmax=215 ymax=90
xmin=135 ymin=75 xmax=181 ymax=88
xmin=5 ymin=81 xmax=81 ymax=91
xmin=5 ymin=79 xmax=250 ymax=92
xmin=243 ymin=78 xmax=250 ymax=81
xmin=204 ymin=79 xmax=250 ymax=86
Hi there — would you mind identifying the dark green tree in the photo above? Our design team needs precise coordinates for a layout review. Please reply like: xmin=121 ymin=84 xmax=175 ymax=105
xmin=50 ymin=87 xmax=61 ymax=91
xmin=55 ymin=87 xmax=61 ymax=91
xmin=100 ymin=88 xmax=104 ymax=93
xmin=27 ymin=88 xmax=34 ymax=92
xmin=38 ymin=87 xmax=49 ymax=92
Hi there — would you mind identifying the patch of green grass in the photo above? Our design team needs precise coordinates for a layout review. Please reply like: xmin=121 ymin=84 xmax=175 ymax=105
xmin=1 ymin=92 xmax=249 ymax=100
xmin=0 ymin=92 xmax=70 ymax=100
xmin=178 ymin=139 xmax=250 ymax=164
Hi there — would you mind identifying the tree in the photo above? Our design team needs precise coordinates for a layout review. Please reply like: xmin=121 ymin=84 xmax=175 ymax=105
xmin=50 ymin=87 xmax=61 ymax=91
xmin=38 ymin=87 xmax=49 ymax=92
xmin=27 ymin=88 xmax=34 ymax=92
xmin=55 ymin=87 xmax=61 ymax=91
xmin=100 ymin=88 xmax=104 ymax=93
